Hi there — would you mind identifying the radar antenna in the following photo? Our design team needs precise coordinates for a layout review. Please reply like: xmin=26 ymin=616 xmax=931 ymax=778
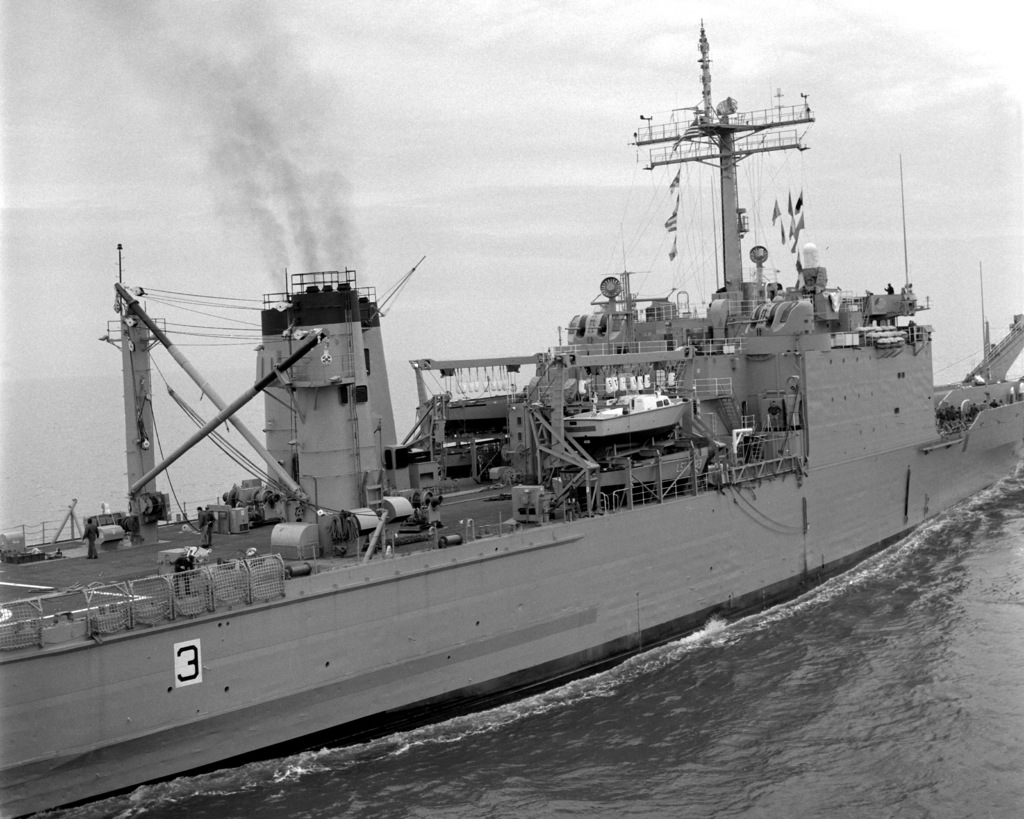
xmin=634 ymin=25 xmax=815 ymax=292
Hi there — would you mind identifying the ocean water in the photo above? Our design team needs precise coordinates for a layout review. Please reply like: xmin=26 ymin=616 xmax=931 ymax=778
xmin=0 ymin=368 xmax=420 ymax=537
xmin=36 ymin=463 xmax=1024 ymax=818
xmin=0 ymin=372 xmax=254 ymax=534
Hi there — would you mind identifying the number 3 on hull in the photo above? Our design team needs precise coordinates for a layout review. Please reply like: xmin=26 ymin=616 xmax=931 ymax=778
xmin=174 ymin=639 xmax=202 ymax=687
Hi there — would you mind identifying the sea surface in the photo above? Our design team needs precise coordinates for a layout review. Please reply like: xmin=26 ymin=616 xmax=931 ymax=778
xmin=0 ymin=370 xmax=420 ymax=537
xmin=26 ymin=462 xmax=1024 ymax=818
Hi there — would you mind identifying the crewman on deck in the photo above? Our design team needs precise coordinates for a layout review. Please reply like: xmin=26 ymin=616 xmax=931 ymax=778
xmin=83 ymin=517 xmax=99 ymax=559
xmin=173 ymin=547 xmax=197 ymax=595
xmin=197 ymin=506 xmax=212 ymax=548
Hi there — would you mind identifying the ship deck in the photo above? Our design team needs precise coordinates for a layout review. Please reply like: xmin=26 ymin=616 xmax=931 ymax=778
xmin=0 ymin=484 xmax=518 ymax=606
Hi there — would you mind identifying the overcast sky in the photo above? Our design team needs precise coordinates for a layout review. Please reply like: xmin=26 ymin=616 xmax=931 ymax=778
xmin=2 ymin=0 xmax=1022 ymax=406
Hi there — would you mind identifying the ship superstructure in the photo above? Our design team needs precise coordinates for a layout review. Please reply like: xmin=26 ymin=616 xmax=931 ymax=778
xmin=258 ymin=270 xmax=397 ymax=515
xmin=2 ymin=26 xmax=1022 ymax=819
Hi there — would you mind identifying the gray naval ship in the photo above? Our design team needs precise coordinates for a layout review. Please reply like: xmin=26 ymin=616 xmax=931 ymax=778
xmin=2 ymin=26 xmax=1023 ymax=817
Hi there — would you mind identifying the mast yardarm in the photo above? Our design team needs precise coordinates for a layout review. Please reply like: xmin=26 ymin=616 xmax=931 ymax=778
xmin=634 ymin=26 xmax=814 ymax=293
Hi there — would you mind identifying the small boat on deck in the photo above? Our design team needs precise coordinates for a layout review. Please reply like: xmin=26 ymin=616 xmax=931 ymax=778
xmin=564 ymin=392 xmax=686 ymax=448
xmin=446 ymin=393 xmax=515 ymax=436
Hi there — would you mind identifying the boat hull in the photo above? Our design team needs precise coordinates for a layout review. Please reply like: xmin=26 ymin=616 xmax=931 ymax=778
xmin=446 ymin=395 xmax=511 ymax=435
xmin=2 ymin=403 xmax=1021 ymax=817
xmin=564 ymin=402 xmax=685 ymax=448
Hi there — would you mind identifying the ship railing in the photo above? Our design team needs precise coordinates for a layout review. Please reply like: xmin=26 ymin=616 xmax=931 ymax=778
xmin=842 ymin=291 xmax=932 ymax=314
xmin=636 ymin=103 xmax=810 ymax=144
xmin=0 ymin=555 xmax=286 ymax=651
xmin=827 ymin=290 xmax=932 ymax=315
xmin=103 ymin=317 xmax=172 ymax=346
xmin=554 ymin=340 xmax=677 ymax=357
xmin=644 ymin=289 xmax=789 ymax=321
xmin=717 ymin=297 xmax=774 ymax=317
xmin=261 ymin=269 xmax=360 ymax=305
xmin=837 ymin=292 xmax=867 ymax=312
xmin=0 ymin=497 xmax=245 ymax=552
xmin=728 ymin=454 xmax=803 ymax=485
xmin=628 ymin=468 xmax=692 ymax=505
xmin=694 ymin=337 xmax=744 ymax=356
xmin=1 ymin=519 xmax=79 ymax=552
xmin=596 ymin=466 xmax=710 ymax=516
xmin=553 ymin=337 xmax=744 ymax=359
xmin=694 ymin=377 xmax=734 ymax=398
xmin=735 ymin=103 xmax=814 ymax=127
xmin=635 ymin=302 xmax=707 ymax=321
xmin=648 ymin=128 xmax=806 ymax=166
xmin=472 ymin=517 xmax=519 ymax=539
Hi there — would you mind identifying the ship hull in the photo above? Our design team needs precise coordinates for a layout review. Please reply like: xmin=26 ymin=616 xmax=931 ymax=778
xmin=2 ymin=404 xmax=1021 ymax=817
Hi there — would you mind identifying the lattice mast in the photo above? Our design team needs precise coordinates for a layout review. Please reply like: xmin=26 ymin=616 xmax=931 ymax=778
xmin=635 ymin=24 xmax=814 ymax=293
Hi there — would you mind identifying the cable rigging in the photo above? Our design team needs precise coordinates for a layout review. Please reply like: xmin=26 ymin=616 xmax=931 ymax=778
xmin=142 ymin=286 xmax=262 ymax=304
xmin=149 ymin=355 xmax=289 ymax=498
